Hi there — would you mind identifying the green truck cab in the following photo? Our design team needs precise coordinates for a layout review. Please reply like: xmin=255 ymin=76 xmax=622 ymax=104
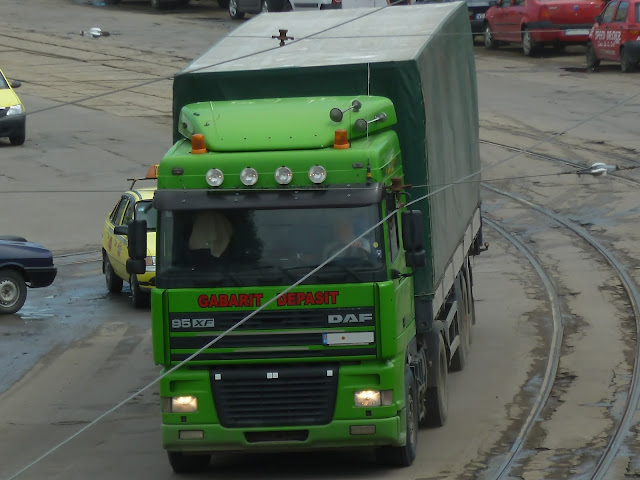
xmin=124 ymin=3 xmax=483 ymax=473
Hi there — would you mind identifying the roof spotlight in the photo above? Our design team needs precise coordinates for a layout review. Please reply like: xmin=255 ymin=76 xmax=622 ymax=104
xmin=275 ymin=166 xmax=293 ymax=185
xmin=205 ymin=168 xmax=224 ymax=187
xmin=240 ymin=167 xmax=259 ymax=186
xmin=309 ymin=165 xmax=327 ymax=184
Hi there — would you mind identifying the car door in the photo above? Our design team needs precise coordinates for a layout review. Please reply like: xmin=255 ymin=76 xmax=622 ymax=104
xmin=107 ymin=195 xmax=131 ymax=280
xmin=609 ymin=0 xmax=630 ymax=61
xmin=504 ymin=0 xmax=526 ymax=41
xmin=592 ymin=1 xmax=620 ymax=60
xmin=492 ymin=0 xmax=514 ymax=39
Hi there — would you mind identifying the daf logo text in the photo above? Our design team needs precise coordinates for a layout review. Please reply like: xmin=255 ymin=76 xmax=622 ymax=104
xmin=328 ymin=313 xmax=373 ymax=324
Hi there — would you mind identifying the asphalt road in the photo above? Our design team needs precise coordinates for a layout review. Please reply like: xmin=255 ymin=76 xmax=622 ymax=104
xmin=1 ymin=0 xmax=639 ymax=479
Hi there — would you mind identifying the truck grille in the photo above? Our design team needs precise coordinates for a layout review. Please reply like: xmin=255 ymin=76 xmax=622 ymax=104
xmin=210 ymin=363 xmax=338 ymax=428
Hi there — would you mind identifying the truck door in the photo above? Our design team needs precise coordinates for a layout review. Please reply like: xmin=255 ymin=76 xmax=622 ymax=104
xmin=593 ymin=1 xmax=620 ymax=60
xmin=611 ymin=1 xmax=630 ymax=61
xmin=387 ymin=206 xmax=414 ymax=337
xmin=112 ymin=196 xmax=133 ymax=280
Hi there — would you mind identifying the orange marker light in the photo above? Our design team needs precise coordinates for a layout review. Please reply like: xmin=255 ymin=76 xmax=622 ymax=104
xmin=334 ymin=129 xmax=349 ymax=149
xmin=191 ymin=134 xmax=207 ymax=154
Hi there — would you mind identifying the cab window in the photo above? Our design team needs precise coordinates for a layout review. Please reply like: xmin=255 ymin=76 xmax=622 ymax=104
xmin=614 ymin=1 xmax=628 ymax=20
xmin=110 ymin=197 xmax=129 ymax=225
xmin=635 ymin=3 xmax=639 ymax=22
xmin=123 ymin=199 xmax=135 ymax=225
xmin=602 ymin=1 xmax=618 ymax=22
xmin=513 ymin=0 xmax=525 ymax=6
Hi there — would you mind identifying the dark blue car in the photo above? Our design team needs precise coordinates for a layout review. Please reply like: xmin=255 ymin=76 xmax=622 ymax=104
xmin=0 ymin=236 xmax=57 ymax=314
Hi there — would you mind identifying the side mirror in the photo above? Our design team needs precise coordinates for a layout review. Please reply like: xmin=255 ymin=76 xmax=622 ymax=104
xmin=401 ymin=210 xmax=427 ymax=268
xmin=127 ymin=219 xmax=148 ymax=260
xmin=10 ymin=80 xmax=21 ymax=89
xmin=594 ymin=15 xmax=602 ymax=23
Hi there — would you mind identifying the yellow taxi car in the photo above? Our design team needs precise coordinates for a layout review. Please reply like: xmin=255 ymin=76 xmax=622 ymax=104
xmin=0 ymin=68 xmax=26 ymax=146
xmin=101 ymin=168 xmax=157 ymax=308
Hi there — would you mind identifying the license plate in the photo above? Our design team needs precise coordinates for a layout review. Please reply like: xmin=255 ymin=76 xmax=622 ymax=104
xmin=565 ymin=29 xmax=590 ymax=36
xmin=475 ymin=13 xmax=485 ymax=19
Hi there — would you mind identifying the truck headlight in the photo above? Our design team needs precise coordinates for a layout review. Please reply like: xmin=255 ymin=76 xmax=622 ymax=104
xmin=6 ymin=104 xmax=24 ymax=116
xmin=354 ymin=390 xmax=393 ymax=407
xmin=165 ymin=396 xmax=198 ymax=413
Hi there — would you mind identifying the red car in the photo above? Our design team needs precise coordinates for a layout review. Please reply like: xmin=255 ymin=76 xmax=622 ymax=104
xmin=586 ymin=0 xmax=640 ymax=71
xmin=484 ymin=0 xmax=606 ymax=56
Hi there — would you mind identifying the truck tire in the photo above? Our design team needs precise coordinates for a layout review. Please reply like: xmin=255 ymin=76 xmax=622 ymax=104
xmin=130 ymin=274 xmax=149 ymax=308
xmin=104 ymin=255 xmax=123 ymax=293
xmin=621 ymin=47 xmax=635 ymax=73
xmin=424 ymin=335 xmax=448 ymax=427
xmin=450 ymin=278 xmax=471 ymax=371
xmin=167 ymin=452 xmax=211 ymax=473
xmin=585 ymin=42 xmax=600 ymax=72
xmin=376 ymin=366 xmax=418 ymax=467
xmin=0 ymin=269 xmax=27 ymax=315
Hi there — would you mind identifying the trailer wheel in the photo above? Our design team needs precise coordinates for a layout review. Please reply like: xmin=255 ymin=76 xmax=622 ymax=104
xmin=376 ymin=366 xmax=418 ymax=467
xmin=424 ymin=335 xmax=448 ymax=427
xmin=0 ymin=269 xmax=27 ymax=315
xmin=104 ymin=255 xmax=123 ymax=293
xmin=167 ymin=452 xmax=211 ymax=473
xmin=450 ymin=278 xmax=471 ymax=371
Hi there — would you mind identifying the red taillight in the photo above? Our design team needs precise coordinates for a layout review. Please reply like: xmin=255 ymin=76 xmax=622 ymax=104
xmin=332 ymin=0 xmax=341 ymax=4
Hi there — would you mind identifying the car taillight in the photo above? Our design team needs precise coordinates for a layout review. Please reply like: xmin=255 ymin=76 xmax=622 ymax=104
xmin=540 ymin=5 xmax=550 ymax=20
xmin=332 ymin=0 xmax=341 ymax=3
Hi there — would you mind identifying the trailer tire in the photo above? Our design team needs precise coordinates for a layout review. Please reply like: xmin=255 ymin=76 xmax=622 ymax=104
xmin=424 ymin=335 xmax=448 ymax=427
xmin=0 ymin=269 xmax=27 ymax=315
xmin=104 ymin=255 xmax=123 ymax=293
xmin=450 ymin=278 xmax=471 ymax=371
xmin=376 ymin=366 xmax=418 ymax=467
xmin=167 ymin=452 xmax=211 ymax=473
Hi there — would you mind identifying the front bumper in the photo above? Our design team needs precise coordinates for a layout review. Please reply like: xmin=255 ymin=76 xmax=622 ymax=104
xmin=0 ymin=113 xmax=25 ymax=138
xmin=163 ymin=416 xmax=401 ymax=452
xmin=24 ymin=266 xmax=57 ymax=288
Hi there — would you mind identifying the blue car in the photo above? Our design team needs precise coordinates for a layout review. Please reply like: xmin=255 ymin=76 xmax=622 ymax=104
xmin=0 ymin=236 xmax=57 ymax=314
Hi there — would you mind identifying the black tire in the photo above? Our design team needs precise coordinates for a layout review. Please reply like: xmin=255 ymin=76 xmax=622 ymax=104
xmin=522 ymin=27 xmax=538 ymax=57
xmin=217 ymin=0 xmax=229 ymax=7
xmin=176 ymin=0 xmax=190 ymax=5
xmin=229 ymin=0 xmax=245 ymax=18
xmin=621 ymin=47 xmax=635 ymax=73
xmin=0 ymin=269 xmax=27 ymax=315
xmin=104 ymin=254 xmax=123 ymax=293
xmin=10 ymin=133 xmax=25 ymax=146
xmin=167 ymin=452 xmax=211 ymax=473
xmin=376 ymin=366 xmax=418 ymax=467
xmin=130 ymin=274 xmax=149 ymax=309
xmin=450 ymin=278 xmax=471 ymax=371
xmin=585 ymin=42 xmax=600 ymax=72
xmin=424 ymin=335 xmax=448 ymax=427
xmin=484 ymin=23 xmax=498 ymax=49
xmin=150 ymin=0 xmax=168 ymax=9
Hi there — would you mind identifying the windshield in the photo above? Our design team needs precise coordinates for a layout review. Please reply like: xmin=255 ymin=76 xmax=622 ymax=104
xmin=156 ymin=205 xmax=387 ymax=288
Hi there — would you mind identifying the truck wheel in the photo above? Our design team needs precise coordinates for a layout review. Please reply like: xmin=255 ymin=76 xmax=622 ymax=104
xmin=130 ymin=274 xmax=149 ymax=308
xmin=376 ymin=366 xmax=418 ymax=467
xmin=484 ymin=24 xmax=498 ymax=50
xmin=424 ymin=335 xmax=448 ymax=427
xmin=522 ymin=27 xmax=538 ymax=57
xmin=621 ymin=48 xmax=635 ymax=73
xmin=0 ymin=269 xmax=27 ymax=315
xmin=450 ymin=279 xmax=471 ymax=371
xmin=585 ymin=42 xmax=600 ymax=72
xmin=167 ymin=452 xmax=211 ymax=473
xmin=229 ymin=0 xmax=245 ymax=18
xmin=104 ymin=255 xmax=123 ymax=293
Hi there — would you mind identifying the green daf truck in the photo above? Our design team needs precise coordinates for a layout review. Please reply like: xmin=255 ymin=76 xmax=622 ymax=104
xmin=122 ymin=2 xmax=483 ymax=473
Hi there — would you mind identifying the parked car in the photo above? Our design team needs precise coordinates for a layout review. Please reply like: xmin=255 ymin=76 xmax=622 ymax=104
xmin=0 ymin=68 xmax=26 ymax=146
xmin=467 ymin=0 xmax=493 ymax=37
xmin=228 ymin=0 xmax=342 ymax=17
xmin=586 ymin=0 xmax=640 ymax=72
xmin=484 ymin=0 xmax=606 ymax=56
xmin=101 ymin=170 xmax=157 ymax=308
xmin=0 ymin=236 xmax=57 ymax=315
